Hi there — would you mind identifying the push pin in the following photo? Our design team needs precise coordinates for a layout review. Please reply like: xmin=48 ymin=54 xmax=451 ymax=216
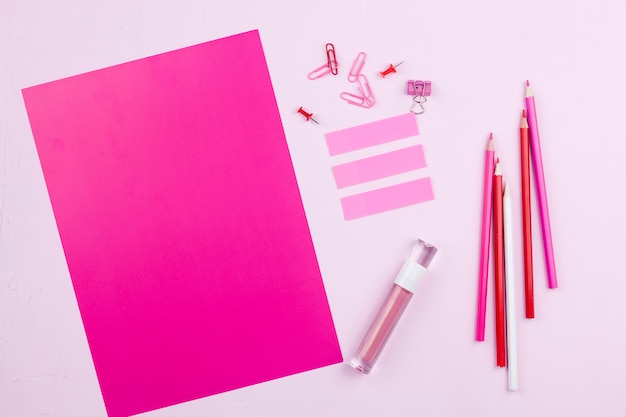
xmin=297 ymin=106 xmax=319 ymax=124
xmin=380 ymin=62 xmax=404 ymax=78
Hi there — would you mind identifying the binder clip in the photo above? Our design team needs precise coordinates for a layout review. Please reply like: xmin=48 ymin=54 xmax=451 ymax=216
xmin=407 ymin=80 xmax=431 ymax=114
xmin=307 ymin=43 xmax=338 ymax=80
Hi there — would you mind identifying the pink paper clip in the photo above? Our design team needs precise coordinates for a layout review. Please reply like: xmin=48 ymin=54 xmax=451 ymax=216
xmin=407 ymin=80 xmax=432 ymax=114
xmin=326 ymin=43 xmax=338 ymax=75
xmin=340 ymin=74 xmax=375 ymax=108
xmin=348 ymin=52 xmax=367 ymax=83
xmin=357 ymin=74 xmax=375 ymax=106
xmin=380 ymin=62 xmax=404 ymax=78
xmin=308 ymin=64 xmax=332 ymax=80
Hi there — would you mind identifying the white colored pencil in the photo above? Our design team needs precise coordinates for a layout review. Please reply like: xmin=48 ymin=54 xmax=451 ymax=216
xmin=503 ymin=182 xmax=518 ymax=391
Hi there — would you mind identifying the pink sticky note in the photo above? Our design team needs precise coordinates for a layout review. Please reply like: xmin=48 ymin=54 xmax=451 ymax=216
xmin=332 ymin=145 xmax=427 ymax=189
xmin=325 ymin=113 xmax=419 ymax=156
xmin=22 ymin=30 xmax=342 ymax=417
xmin=340 ymin=177 xmax=434 ymax=220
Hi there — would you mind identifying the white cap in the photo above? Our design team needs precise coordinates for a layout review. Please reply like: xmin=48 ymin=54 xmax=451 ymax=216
xmin=393 ymin=239 xmax=438 ymax=293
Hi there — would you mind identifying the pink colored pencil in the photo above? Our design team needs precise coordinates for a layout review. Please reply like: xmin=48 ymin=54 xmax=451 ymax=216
xmin=525 ymin=81 xmax=557 ymax=289
xmin=476 ymin=134 xmax=494 ymax=342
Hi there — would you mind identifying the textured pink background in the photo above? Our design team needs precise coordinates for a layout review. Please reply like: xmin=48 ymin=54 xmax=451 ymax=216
xmin=2 ymin=1 xmax=626 ymax=416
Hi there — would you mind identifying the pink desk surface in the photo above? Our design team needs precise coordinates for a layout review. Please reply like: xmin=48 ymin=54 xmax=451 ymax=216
xmin=2 ymin=1 xmax=626 ymax=417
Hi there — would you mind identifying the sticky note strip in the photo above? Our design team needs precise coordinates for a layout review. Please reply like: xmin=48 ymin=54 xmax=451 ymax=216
xmin=341 ymin=177 xmax=434 ymax=220
xmin=22 ymin=30 xmax=342 ymax=417
xmin=332 ymin=145 xmax=427 ymax=189
xmin=325 ymin=113 xmax=419 ymax=156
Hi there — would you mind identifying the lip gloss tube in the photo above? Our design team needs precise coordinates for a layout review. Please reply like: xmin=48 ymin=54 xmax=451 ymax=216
xmin=349 ymin=239 xmax=438 ymax=374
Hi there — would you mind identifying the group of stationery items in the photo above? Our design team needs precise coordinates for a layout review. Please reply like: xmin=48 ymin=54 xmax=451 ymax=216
xmin=301 ymin=43 xmax=434 ymax=121
xmin=476 ymin=81 xmax=557 ymax=391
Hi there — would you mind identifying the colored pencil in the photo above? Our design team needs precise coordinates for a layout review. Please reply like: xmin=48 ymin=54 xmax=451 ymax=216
xmin=520 ymin=110 xmax=535 ymax=318
xmin=493 ymin=160 xmax=506 ymax=367
xmin=503 ymin=183 xmax=518 ymax=390
xmin=525 ymin=81 xmax=557 ymax=289
xmin=476 ymin=134 xmax=495 ymax=342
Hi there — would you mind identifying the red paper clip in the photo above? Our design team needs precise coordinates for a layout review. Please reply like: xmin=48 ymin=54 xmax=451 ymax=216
xmin=348 ymin=52 xmax=367 ymax=83
xmin=379 ymin=62 xmax=403 ymax=78
xmin=297 ymin=106 xmax=319 ymax=124
xmin=326 ymin=43 xmax=338 ymax=75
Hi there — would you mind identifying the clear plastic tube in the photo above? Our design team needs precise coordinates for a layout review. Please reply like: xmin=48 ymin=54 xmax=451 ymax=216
xmin=350 ymin=239 xmax=438 ymax=374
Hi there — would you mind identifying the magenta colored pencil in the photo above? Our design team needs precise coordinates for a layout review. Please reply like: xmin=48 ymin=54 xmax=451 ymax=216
xmin=525 ymin=81 xmax=557 ymax=289
xmin=476 ymin=134 xmax=495 ymax=341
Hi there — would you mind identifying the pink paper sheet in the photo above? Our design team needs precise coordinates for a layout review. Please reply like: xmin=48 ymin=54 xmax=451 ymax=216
xmin=340 ymin=178 xmax=434 ymax=220
xmin=22 ymin=30 xmax=342 ymax=417
xmin=324 ymin=113 xmax=419 ymax=156
xmin=332 ymin=145 xmax=427 ymax=188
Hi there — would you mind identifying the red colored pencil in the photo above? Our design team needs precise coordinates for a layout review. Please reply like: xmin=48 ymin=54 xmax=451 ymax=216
xmin=520 ymin=110 xmax=535 ymax=318
xmin=493 ymin=160 xmax=506 ymax=367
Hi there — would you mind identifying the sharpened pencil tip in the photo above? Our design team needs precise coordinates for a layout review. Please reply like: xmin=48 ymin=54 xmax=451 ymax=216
xmin=487 ymin=135 xmax=494 ymax=150
xmin=526 ymin=80 xmax=530 ymax=86
xmin=494 ymin=160 xmax=502 ymax=175
xmin=522 ymin=109 xmax=526 ymax=118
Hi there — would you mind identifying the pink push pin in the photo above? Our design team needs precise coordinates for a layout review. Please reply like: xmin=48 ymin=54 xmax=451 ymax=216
xmin=380 ymin=62 xmax=404 ymax=78
xmin=297 ymin=106 xmax=319 ymax=124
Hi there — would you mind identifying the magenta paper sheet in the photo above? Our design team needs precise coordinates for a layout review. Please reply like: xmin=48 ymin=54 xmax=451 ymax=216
xmin=324 ymin=113 xmax=419 ymax=155
xmin=332 ymin=145 xmax=427 ymax=188
xmin=340 ymin=178 xmax=434 ymax=220
xmin=22 ymin=30 xmax=342 ymax=417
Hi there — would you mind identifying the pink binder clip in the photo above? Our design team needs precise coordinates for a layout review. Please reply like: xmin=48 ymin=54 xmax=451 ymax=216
xmin=407 ymin=80 xmax=432 ymax=114
xmin=340 ymin=74 xmax=375 ymax=108
xmin=348 ymin=52 xmax=367 ymax=83
xmin=407 ymin=80 xmax=432 ymax=96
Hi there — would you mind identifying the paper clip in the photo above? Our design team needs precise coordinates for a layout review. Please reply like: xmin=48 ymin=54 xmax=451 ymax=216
xmin=348 ymin=52 xmax=367 ymax=83
xmin=340 ymin=74 xmax=375 ymax=108
xmin=380 ymin=62 xmax=404 ymax=78
xmin=308 ymin=64 xmax=332 ymax=80
xmin=407 ymin=80 xmax=432 ymax=114
xmin=357 ymin=74 xmax=375 ymax=106
xmin=326 ymin=43 xmax=338 ymax=75
xmin=297 ymin=106 xmax=319 ymax=124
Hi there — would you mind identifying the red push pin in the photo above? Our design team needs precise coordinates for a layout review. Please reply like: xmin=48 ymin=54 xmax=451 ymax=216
xmin=379 ymin=62 xmax=404 ymax=78
xmin=297 ymin=106 xmax=319 ymax=124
